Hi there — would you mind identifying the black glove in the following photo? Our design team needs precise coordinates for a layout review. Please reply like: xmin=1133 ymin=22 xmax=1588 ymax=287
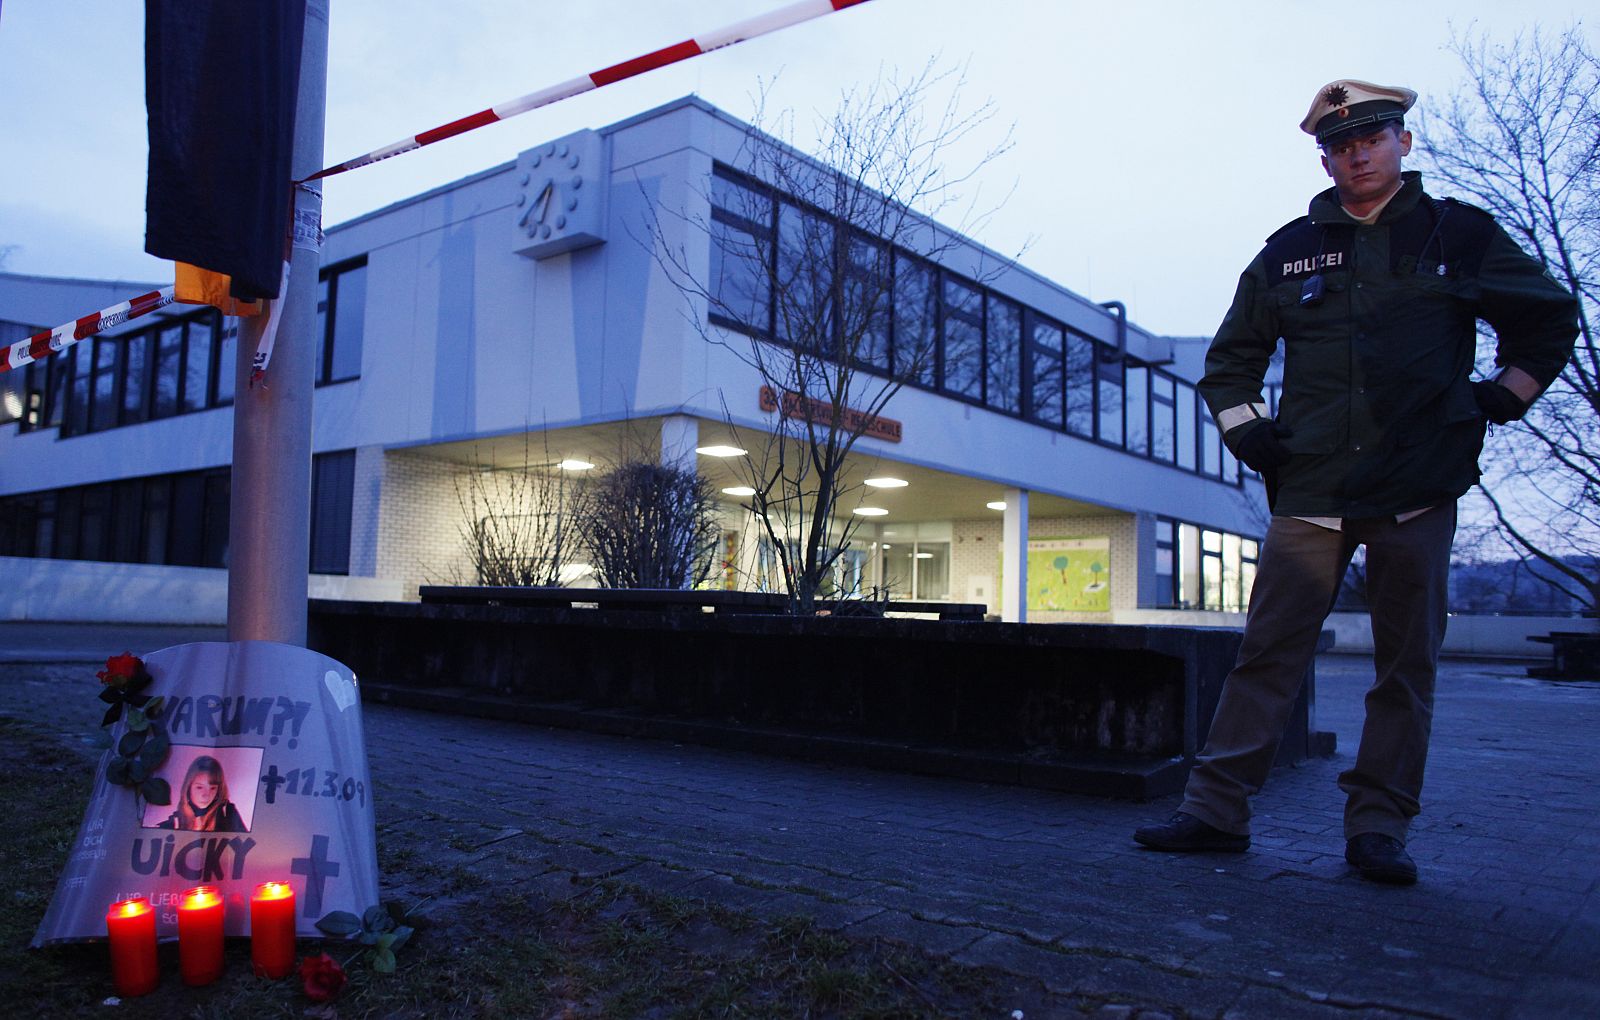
xmin=1233 ymin=419 xmax=1294 ymax=473
xmin=1472 ymin=380 xmax=1525 ymax=425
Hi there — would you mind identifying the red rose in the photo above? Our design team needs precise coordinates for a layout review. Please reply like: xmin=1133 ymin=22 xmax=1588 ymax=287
xmin=96 ymin=652 xmax=145 ymax=688
xmin=299 ymin=953 xmax=347 ymax=1003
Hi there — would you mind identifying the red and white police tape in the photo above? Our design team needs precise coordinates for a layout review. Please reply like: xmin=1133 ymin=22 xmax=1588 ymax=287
xmin=305 ymin=0 xmax=874 ymax=181
xmin=8 ymin=0 xmax=877 ymax=376
xmin=3 ymin=288 xmax=175 ymax=375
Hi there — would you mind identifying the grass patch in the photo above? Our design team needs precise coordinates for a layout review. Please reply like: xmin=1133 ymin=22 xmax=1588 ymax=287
xmin=0 ymin=709 xmax=1079 ymax=1018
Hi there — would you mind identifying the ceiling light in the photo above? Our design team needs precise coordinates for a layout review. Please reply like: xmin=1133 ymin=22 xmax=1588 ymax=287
xmin=986 ymin=501 xmax=1007 ymax=511
xmin=864 ymin=477 xmax=908 ymax=488
xmin=695 ymin=445 xmax=747 ymax=457
xmin=722 ymin=486 xmax=756 ymax=497
xmin=559 ymin=459 xmax=595 ymax=471
xmin=915 ymin=552 xmax=934 ymax=559
xmin=853 ymin=507 xmax=889 ymax=517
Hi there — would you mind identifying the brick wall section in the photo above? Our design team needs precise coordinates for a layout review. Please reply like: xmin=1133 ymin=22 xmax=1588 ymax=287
xmin=951 ymin=512 xmax=1141 ymax=622
xmin=376 ymin=450 xmax=475 ymax=599
xmin=348 ymin=445 xmax=386 ymax=578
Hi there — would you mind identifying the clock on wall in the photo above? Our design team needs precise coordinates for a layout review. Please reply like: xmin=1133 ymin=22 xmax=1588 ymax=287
xmin=512 ymin=129 xmax=607 ymax=259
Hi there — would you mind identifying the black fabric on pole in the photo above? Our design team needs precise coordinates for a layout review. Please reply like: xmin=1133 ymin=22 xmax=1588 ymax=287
xmin=144 ymin=0 xmax=307 ymax=301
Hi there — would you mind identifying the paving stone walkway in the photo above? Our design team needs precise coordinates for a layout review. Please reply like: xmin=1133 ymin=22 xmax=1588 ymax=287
xmin=4 ymin=624 xmax=1596 ymax=1018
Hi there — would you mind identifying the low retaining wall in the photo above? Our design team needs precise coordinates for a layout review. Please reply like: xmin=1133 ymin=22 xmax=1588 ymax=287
xmin=0 ymin=556 xmax=403 ymax=624
xmin=309 ymin=599 xmax=1331 ymax=798
xmin=1117 ymin=609 xmax=1591 ymax=660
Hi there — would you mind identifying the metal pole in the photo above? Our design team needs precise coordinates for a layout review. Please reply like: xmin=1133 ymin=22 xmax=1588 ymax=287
xmin=227 ymin=0 xmax=329 ymax=645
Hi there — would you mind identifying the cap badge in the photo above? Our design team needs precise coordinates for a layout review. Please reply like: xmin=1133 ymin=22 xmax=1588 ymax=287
xmin=1323 ymin=85 xmax=1350 ymax=107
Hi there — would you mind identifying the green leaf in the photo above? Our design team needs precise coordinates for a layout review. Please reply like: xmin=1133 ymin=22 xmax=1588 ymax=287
xmin=125 ymin=706 xmax=149 ymax=733
xmin=141 ymin=777 xmax=171 ymax=805
xmin=118 ymin=729 xmax=146 ymax=757
xmin=98 ymin=688 xmax=121 ymax=706
xmin=106 ymin=758 xmax=131 ymax=786
xmin=385 ymin=901 xmax=410 ymax=925
xmin=139 ymin=727 xmax=170 ymax=766
xmin=357 ymin=930 xmax=379 ymax=946
xmin=127 ymin=760 xmax=149 ymax=783
xmin=101 ymin=704 xmax=123 ymax=728
xmin=369 ymin=946 xmax=397 ymax=974
xmin=315 ymin=911 xmax=363 ymax=937
xmin=82 ymin=730 xmax=113 ymax=749
xmin=388 ymin=926 xmax=414 ymax=954
xmin=143 ymin=696 xmax=165 ymax=719
xmin=362 ymin=904 xmax=395 ymax=933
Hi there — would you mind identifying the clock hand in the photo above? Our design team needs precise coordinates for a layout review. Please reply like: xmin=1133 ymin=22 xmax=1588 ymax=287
xmin=534 ymin=180 xmax=554 ymax=224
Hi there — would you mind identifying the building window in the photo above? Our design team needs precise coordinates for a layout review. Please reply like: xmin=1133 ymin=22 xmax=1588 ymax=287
xmin=891 ymin=254 xmax=938 ymax=386
xmin=1151 ymin=373 xmax=1176 ymax=463
xmin=1026 ymin=314 xmax=1065 ymax=427
xmin=1124 ymin=363 xmax=1149 ymax=456
xmin=709 ymin=170 xmax=775 ymax=335
xmin=1 ymin=320 xmax=41 ymax=426
xmin=1154 ymin=518 xmax=1176 ymax=607
xmin=1176 ymin=381 xmax=1197 ymax=470
xmin=845 ymin=233 xmax=891 ymax=372
xmin=0 ymin=452 xmax=355 ymax=574
xmin=880 ymin=540 xmax=950 ymax=600
xmin=1161 ymin=516 xmax=1261 ymax=610
xmin=1096 ymin=352 xmax=1123 ymax=446
xmin=940 ymin=275 xmax=983 ymax=401
xmin=1065 ymin=331 xmax=1095 ymax=438
xmin=705 ymin=162 xmax=1250 ymax=488
xmin=775 ymin=202 xmax=836 ymax=353
xmin=309 ymin=450 xmax=355 ymax=574
xmin=315 ymin=258 xmax=368 ymax=385
xmin=215 ymin=321 xmax=238 ymax=405
xmin=183 ymin=319 xmax=215 ymax=411
xmin=1201 ymin=417 xmax=1222 ymax=477
xmin=39 ymin=307 xmax=230 ymax=438
xmin=986 ymin=295 xmax=1022 ymax=414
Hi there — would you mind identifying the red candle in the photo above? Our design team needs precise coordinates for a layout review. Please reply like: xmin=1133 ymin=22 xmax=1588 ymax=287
xmin=105 ymin=897 xmax=158 ymax=997
xmin=250 ymin=881 xmax=297 ymax=978
xmin=177 ymin=885 xmax=225 ymax=986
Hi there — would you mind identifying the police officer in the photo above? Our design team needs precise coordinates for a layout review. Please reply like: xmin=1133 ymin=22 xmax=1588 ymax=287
xmin=1134 ymin=80 xmax=1579 ymax=884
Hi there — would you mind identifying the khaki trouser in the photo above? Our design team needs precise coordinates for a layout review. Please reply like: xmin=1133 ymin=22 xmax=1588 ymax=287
xmin=1179 ymin=504 xmax=1456 ymax=842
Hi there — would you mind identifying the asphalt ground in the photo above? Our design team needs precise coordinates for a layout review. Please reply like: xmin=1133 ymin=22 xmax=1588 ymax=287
xmin=3 ymin=622 xmax=1596 ymax=1018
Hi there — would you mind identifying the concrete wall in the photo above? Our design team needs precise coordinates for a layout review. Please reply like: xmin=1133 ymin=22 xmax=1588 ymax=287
xmin=1111 ymin=608 xmax=1591 ymax=661
xmin=952 ymin=512 xmax=1142 ymax=621
xmin=0 ymin=556 xmax=402 ymax=625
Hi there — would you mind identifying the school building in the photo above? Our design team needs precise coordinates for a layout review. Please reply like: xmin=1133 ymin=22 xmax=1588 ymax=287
xmin=0 ymin=96 xmax=1274 ymax=626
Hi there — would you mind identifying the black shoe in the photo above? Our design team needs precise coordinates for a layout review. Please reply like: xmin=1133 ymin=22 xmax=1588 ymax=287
xmin=1345 ymin=833 xmax=1418 ymax=885
xmin=1134 ymin=812 xmax=1250 ymax=852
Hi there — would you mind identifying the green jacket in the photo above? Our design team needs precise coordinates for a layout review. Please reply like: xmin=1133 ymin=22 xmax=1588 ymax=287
xmin=1201 ymin=172 xmax=1579 ymax=517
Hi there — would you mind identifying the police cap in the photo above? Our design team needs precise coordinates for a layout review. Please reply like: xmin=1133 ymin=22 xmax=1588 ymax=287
xmin=1300 ymin=79 xmax=1417 ymax=145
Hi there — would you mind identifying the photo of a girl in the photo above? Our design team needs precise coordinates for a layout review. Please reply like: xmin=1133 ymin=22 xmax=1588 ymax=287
xmin=156 ymin=755 xmax=245 ymax=832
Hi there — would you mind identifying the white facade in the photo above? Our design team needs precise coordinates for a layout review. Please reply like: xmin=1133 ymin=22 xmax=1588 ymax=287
xmin=1 ymin=97 xmax=1269 ymax=624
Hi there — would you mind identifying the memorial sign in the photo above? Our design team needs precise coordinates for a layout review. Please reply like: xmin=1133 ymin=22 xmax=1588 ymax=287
xmin=33 ymin=641 xmax=379 ymax=946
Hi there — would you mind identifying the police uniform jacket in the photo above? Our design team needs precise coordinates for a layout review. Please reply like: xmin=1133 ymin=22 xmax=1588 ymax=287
xmin=1200 ymin=171 xmax=1579 ymax=518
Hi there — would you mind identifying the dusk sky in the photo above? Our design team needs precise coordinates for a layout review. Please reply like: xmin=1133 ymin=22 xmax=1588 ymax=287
xmin=0 ymin=1 xmax=1590 ymax=336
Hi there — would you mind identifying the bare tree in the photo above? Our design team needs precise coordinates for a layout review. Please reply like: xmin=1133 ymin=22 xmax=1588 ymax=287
xmin=577 ymin=458 xmax=720 ymax=590
xmin=1416 ymin=25 xmax=1599 ymax=610
xmin=655 ymin=61 xmax=1019 ymax=612
xmin=453 ymin=434 xmax=585 ymax=587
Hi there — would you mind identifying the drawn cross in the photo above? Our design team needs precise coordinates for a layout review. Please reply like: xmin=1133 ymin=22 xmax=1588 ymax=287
xmin=291 ymin=834 xmax=342 ymax=917
xmin=259 ymin=764 xmax=288 ymax=804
